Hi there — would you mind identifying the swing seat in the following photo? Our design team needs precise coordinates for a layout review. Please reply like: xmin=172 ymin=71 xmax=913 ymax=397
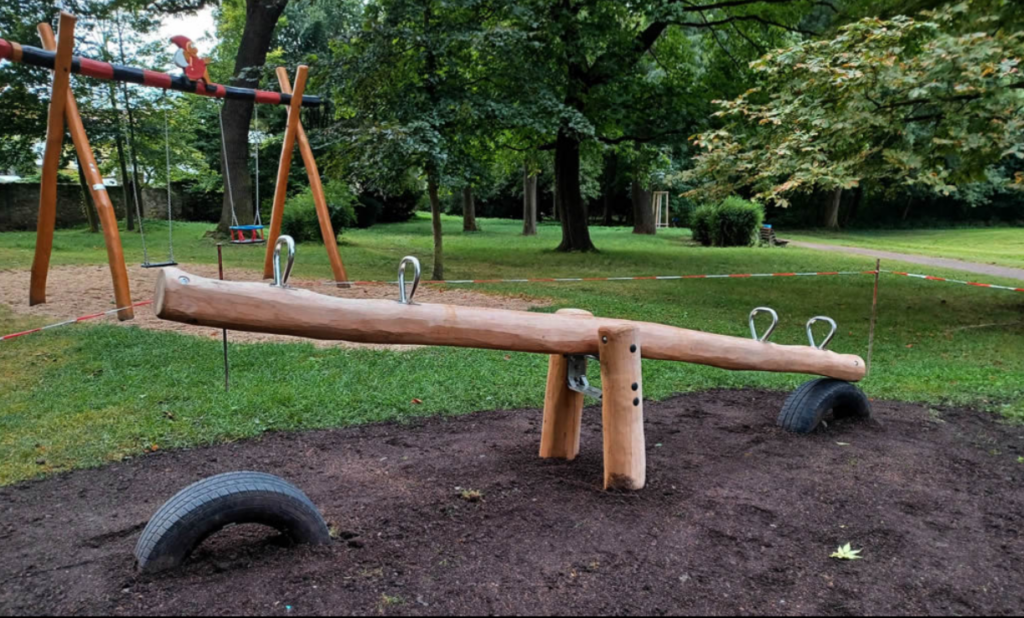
xmin=230 ymin=225 xmax=266 ymax=245
xmin=141 ymin=261 xmax=179 ymax=269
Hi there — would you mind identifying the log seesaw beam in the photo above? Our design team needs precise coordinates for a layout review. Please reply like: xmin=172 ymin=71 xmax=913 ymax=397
xmin=154 ymin=268 xmax=867 ymax=382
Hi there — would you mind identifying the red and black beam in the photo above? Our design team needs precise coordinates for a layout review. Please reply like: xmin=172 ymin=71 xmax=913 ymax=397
xmin=0 ymin=38 xmax=322 ymax=107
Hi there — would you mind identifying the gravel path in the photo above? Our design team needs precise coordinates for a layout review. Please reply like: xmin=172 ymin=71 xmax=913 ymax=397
xmin=790 ymin=241 xmax=1024 ymax=282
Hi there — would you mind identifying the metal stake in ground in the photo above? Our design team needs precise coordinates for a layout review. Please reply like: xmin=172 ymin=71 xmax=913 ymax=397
xmin=218 ymin=244 xmax=229 ymax=393
xmin=867 ymin=259 xmax=881 ymax=374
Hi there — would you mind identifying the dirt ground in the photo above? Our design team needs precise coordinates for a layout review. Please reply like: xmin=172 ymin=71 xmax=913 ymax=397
xmin=0 ymin=264 xmax=549 ymax=349
xmin=1 ymin=389 xmax=1022 ymax=616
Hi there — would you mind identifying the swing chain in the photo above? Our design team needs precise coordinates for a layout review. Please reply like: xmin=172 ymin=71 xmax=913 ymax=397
xmin=218 ymin=104 xmax=239 ymax=229
xmin=164 ymin=92 xmax=175 ymax=262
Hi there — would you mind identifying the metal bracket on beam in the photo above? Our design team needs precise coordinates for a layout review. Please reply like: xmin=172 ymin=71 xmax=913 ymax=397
xmin=566 ymin=355 xmax=602 ymax=400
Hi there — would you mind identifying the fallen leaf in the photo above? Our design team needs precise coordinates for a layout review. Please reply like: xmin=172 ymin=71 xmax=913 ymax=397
xmin=831 ymin=543 xmax=863 ymax=561
xmin=411 ymin=399 xmax=423 ymax=405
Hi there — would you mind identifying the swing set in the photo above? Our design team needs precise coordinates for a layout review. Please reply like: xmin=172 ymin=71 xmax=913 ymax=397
xmin=0 ymin=11 xmax=349 ymax=321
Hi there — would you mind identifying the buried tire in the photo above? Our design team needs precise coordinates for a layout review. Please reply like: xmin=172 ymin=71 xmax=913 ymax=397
xmin=134 ymin=471 xmax=331 ymax=574
xmin=778 ymin=379 xmax=872 ymax=434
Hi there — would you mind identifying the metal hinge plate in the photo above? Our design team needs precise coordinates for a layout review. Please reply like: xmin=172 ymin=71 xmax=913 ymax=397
xmin=566 ymin=355 xmax=602 ymax=400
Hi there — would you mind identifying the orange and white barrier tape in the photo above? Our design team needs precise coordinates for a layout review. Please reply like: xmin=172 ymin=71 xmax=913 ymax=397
xmin=337 ymin=270 xmax=879 ymax=287
xmin=0 ymin=301 xmax=153 ymax=342
xmin=884 ymin=270 xmax=1024 ymax=293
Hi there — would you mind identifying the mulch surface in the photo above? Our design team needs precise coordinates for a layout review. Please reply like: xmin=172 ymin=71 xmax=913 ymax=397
xmin=1 ymin=389 xmax=1022 ymax=616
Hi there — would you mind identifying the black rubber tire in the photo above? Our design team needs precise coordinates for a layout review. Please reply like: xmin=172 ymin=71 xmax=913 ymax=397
xmin=134 ymin=471 xmax=331 ymax=574
xmin=777 ymin=379 xmax=872 ymax=434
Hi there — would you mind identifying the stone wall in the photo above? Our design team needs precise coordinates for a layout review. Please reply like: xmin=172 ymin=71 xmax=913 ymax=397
xmin=0 ymin=182 xmax=189 ymax=232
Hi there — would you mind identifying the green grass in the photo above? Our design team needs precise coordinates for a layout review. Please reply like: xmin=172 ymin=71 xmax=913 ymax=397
xmin=787 ymin=228 xmax=1024 ymax=270
xmin=1 ymin=215 xmax=1022 ymax=485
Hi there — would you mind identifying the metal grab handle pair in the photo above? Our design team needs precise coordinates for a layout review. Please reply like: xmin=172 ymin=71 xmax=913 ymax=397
xmin=749 ymin=307 xmax=838 ymax=350
xmin=270 ymin=240 xmax=422 ymax=305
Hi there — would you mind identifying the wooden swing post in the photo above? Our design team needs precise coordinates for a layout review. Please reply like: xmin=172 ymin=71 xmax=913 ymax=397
xmin=29 ymin=12 xmax=75 ymax=309
xmin=276 ymin=68 xmax=348 ymax=284
xmin=30 ymin=15 xmax=135 ymax=319
xmin=263 ymin=66 xmax=309 ymax=280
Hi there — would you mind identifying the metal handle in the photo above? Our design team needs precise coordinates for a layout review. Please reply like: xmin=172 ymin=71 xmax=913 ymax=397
xmin=749 ymin=307 xmax=779 ymax=342
xmin=806 ymin=316 xmax=838 ymax=350
xmin=398 ymin=256 xmax=421 ymax=304
xmin=272 ymin=235 xmax=296 ymax=288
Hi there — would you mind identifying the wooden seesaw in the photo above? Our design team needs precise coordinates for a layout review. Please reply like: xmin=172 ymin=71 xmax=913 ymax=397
xmin=152 ymin=239 xmax=869 ymax=492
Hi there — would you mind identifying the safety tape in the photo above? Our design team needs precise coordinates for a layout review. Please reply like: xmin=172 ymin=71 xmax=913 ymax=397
xmin=0 ymin=301 xmax=153 ymax=342
xmin=883 ymin=270 xmax=1024 ymax=293
xmin=332 ymin=270 xmax=880 ymax=287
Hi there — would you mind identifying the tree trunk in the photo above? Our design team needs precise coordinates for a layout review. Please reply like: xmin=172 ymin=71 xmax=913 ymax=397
xmin=462 ymin=186 xmax=478 ymax=232
xmin=823 ymin=187 xmax=842 ymax=230
xmin=632 ymin=181 xmax=655 ymax=235
xmin=554 ymin=131 xmax=596 ymax=252
xmin=552 ymin=177 xmax=559 ymax=222
xmin=217 ymin=0 xmax=290 ymax=235
xmin=523 ymin=162 xmax=538 ymax=236
xmin=428 ymin=171 xmax=444 ymax=281
xmin=76 ymin=155 xmax=99 ymax=233
xmin=601 ymin=152 xmax=617 ymax=226
xmin=843 ymin=184 xmax=863 ymax=227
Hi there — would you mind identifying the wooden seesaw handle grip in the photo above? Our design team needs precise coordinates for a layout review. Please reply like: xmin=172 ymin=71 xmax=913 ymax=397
xmin=155 ymin=268 xmax=867 ymax=382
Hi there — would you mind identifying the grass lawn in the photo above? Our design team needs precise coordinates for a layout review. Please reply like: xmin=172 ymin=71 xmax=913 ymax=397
xmin=1 ymin=215 xmax=1022 ymax=485
xmin=787 ymin=228 xmax=1024 ymax=270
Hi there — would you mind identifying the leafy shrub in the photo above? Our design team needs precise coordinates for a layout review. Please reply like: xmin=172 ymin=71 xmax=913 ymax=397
xmin=691 ymin=197 xmax=765 ymax=247
xmin=281 ymin=180 xmax=356 ymax=243
xmin=354 ymin=194 xmax=384 ymax=229
xmin=716 ymin=197 xmax=764 ymax=246
xmin=691 ymin=204 xmax=716 ymax=246
xmin=354 ymin=189 xmax=421 ymax=228
xmin=380 ymin=189 xmax=421 ymax=223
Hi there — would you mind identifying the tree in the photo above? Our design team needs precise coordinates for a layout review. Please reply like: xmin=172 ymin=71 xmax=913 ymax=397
xmin=686 ymin=1 xmax=1024 ymax=228
xmin=501 ymin=0 xmax=821 ymax=251
xmin=337 ymin=0 xmax=502 ymax=280
xmin=213 ymin=0 xmax=290 ymax=234
xmin=523 ymin=158 xmax=539 ymax=235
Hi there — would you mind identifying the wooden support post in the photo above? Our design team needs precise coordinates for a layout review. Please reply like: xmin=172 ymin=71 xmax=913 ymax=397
xmin=29 ymin=12 xmax=76 ymax=308
xmin=276 ymin=68 xmax=348 ymax=284
xmin=599 ymin=324 xmax=645 ymax=491
xmin=540 ymin=309 xmax=593 ymax=460
xmin=38 ymin=23 xmax=134 ymax=320
xmin=263 ymin=65 xmax=309 ymax=279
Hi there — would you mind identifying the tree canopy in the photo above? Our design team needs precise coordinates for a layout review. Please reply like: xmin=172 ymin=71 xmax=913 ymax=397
xmin=686 ymin=0 xmax=1024 ymax=212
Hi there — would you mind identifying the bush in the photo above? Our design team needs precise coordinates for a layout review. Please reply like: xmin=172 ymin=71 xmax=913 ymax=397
xmin=354 ymin=189 xmax=421 ymax=228
xmin=691 ymin=197 xmax=764 ymax=247
xmin=354 ymin=194 xmax=383 ymax=229
xmin=281 ymin=180 xmax=356 ymax=243
xmin=691 ymin=204 xmax=716 ymax=246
